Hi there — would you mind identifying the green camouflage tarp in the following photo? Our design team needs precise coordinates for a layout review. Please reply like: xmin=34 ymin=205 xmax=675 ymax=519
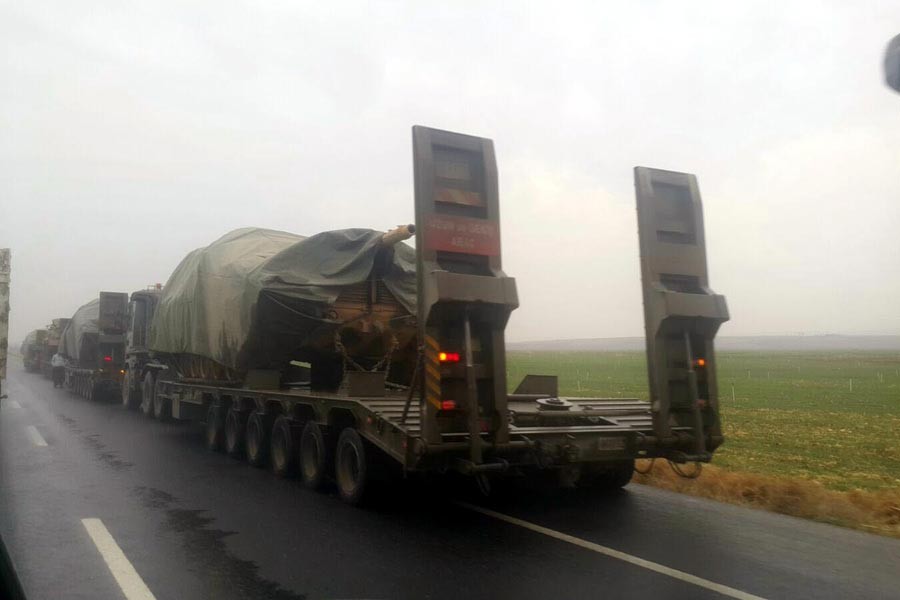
xmin=148 ymin=227 xmax=416 ymax=371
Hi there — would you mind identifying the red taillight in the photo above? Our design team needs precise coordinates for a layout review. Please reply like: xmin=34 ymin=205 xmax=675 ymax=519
xmin=439 ymin=351 xmax=460 ymax=363
xmin=103 ymin=355 xmax=113 ymax=363
xmin=440 ymin=400 xmax=457 ymax=411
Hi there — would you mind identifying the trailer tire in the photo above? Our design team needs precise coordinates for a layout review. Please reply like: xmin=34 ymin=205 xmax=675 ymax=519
xmin=582 ymin=460 xmax=635 ymax=491
xmin=225 ymin=409 xmax=247 ymax=458
xmin=205 ymin=404 xmax=225 ymax=452
xmin=270 ymin=416 xmax=298 ymax=478
xmin=245 ymin=411 xmax=271 ymax=468
xmin=300 ymin=422 xmax=330 ymax=491
xmin=152 ymin=384 xmax=170 ymax=421
xmin=122 ymin=371 xmax=140 ymax=410
xmin=141 ymin=372 xmax=156 ymax=417
xmin=335 ymin=428 xmax=370 ymax=506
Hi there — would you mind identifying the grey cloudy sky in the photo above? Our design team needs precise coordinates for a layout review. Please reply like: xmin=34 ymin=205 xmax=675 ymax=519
xmin=2 ymin=1 xmax=899 ymax=344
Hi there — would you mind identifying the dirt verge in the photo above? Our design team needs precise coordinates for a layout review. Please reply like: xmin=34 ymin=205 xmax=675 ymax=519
xmin=634 ymin=460 xmax=900 ymax=539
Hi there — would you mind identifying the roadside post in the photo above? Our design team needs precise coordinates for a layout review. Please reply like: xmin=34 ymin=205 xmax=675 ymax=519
xmin=0 ymin=249 xmax=10 ymax=402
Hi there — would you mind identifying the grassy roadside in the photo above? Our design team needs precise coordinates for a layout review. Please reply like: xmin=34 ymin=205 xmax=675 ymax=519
xmin=507 ymin=350 xmax=900 ymax=537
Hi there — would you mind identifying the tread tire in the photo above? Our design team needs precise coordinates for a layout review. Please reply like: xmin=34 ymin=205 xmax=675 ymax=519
xmin=245 ymin=411 xmax=271 ymax=468
xmin=141 ymin=372 xmax=156 ymax=417
xmin=300 ymin=422 xmax=331 ymax=491
xmin=270 ymin=416 xmax=298 ymax=478
xmin=335 ymin=428 xmax=370 ymax=506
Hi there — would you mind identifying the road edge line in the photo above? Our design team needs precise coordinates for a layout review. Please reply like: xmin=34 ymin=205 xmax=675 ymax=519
xmin=455 ymin=501 xmax=766 ymax=600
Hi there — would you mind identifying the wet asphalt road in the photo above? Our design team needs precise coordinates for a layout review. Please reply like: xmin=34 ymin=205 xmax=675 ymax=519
xmin=1 ymin=361 xmax=899 ymax=600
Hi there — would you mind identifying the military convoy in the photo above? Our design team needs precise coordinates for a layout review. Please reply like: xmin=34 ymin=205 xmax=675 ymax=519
xmin=19 ymin=319 xmax=71 ymax=378
xmin=18 ymin=126 xmax=728 ymax=504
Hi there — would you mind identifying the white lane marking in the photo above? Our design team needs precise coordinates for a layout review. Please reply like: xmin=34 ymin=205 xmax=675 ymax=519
xmin=456 ymin=502 xmax=766 ymax=600
xmin=7 ymin=400 xmax=22 ymax=409
xmin=82 ymin=518 xmax=157 ymax=600
xmin=25 ymin=425 xmax=47 ymax=447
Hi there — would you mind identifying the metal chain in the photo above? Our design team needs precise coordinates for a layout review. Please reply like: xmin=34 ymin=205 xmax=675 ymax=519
xmin=333 ymin=329 xmax=399 ymax=375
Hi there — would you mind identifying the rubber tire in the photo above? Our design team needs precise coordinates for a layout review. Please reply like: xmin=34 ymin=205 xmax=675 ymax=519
xmin=205 ymin=404 xmax=225 ymax=452
xmin=245 ymin=412 xmax=271 ymax=468
xmin=335 ymin=428 xmax=370 ymax=506
xmin=224 ymin=409 xmax=247 ymax=458
xmin=300 ymin=422 xmax=330 ymax=491
xmin=122 ymin=371 xmax=141 ymax=410
xmin=270 ymin=416 xmax=298 ymax=478
xmin=152 ymin=382 xmax=171 ymax=421
xmin=141 ymin=372 xmax=156 ymax=417
xmin=582 ymin=460 xmax=635 ymax=490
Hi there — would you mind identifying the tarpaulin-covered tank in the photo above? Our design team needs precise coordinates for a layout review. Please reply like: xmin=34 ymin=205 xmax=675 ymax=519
xmin=60 ymin=299 xmax=100 ymax=366
xmin=20 ymin=329 xmax=47 ymax=372
xmin=60 ymin=292 xmax=129 ymax=368
xmin=148 ymin=227 xmax=418 ymax=387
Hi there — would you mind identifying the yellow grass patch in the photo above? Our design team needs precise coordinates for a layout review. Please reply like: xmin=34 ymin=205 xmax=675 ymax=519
xmin=634 ymin=460 xmax=900 ymax=538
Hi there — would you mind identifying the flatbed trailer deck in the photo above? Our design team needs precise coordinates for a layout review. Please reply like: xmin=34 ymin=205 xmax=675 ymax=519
xmin=155 ymin=378 xmax=668 ymax=471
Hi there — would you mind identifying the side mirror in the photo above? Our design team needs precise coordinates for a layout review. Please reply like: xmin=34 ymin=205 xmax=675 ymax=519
xmin=885 ymin=34 xmax=900 ymax=93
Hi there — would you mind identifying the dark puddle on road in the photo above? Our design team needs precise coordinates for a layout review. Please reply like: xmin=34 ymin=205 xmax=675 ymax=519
xmin=134 ymin=486 xmax=305 ymax=600
xmin=56 ymin=413 xmax=134 ymax=471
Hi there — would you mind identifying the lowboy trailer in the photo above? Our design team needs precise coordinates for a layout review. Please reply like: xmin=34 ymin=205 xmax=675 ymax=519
xmin=127 ymin=126 xmax=728 ymax=504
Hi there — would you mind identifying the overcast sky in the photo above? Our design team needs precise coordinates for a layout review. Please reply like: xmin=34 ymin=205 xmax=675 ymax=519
xmin=2 ymin=1 xmax=899 ymax=344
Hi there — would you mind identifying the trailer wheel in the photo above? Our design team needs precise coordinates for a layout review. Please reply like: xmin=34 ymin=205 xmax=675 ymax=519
xmin=582 ymin=460 xmax=635 ymax=491
xmin=205 ymin=404 xmax=225 ymax=452
xmin=224 ymin=409 xmax=247 ymax=458
xmin=152 ymin=385 xmax=171 ymax=421
xmin=141 ymin=372 xmax=156 ymax=417
xmin=300 ymin=422 xmax=330 ymax=491
xmin=335 ymin=428 xmax=370 ymax=506
xmin=122 ymin=371 xmax=140 ymax=410
xmin=245 ymin=411 xmax=272 ymax=468
xmin=270 ymin=416 xmax=298 ymax=478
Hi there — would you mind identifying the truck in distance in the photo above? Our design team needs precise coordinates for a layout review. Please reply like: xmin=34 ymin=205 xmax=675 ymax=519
xmin=60 ymin=292 xmax=129 ymax=401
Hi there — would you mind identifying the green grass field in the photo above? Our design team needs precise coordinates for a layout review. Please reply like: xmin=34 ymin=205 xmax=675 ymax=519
xmin=507 ymin=351 xmax=900 ymax=492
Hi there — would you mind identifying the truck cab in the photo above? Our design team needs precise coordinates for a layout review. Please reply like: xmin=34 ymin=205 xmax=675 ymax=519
xmin=122 ymin=286 xmax=163 ymax=409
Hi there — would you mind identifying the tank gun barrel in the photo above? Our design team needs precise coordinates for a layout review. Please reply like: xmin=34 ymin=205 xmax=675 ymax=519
xmin=380 ymin=224 xmax=416 ymax=247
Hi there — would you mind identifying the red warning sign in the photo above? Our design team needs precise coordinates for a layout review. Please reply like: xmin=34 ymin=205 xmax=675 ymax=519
xmin=424 ymin=214 xmax=500 ymax=256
